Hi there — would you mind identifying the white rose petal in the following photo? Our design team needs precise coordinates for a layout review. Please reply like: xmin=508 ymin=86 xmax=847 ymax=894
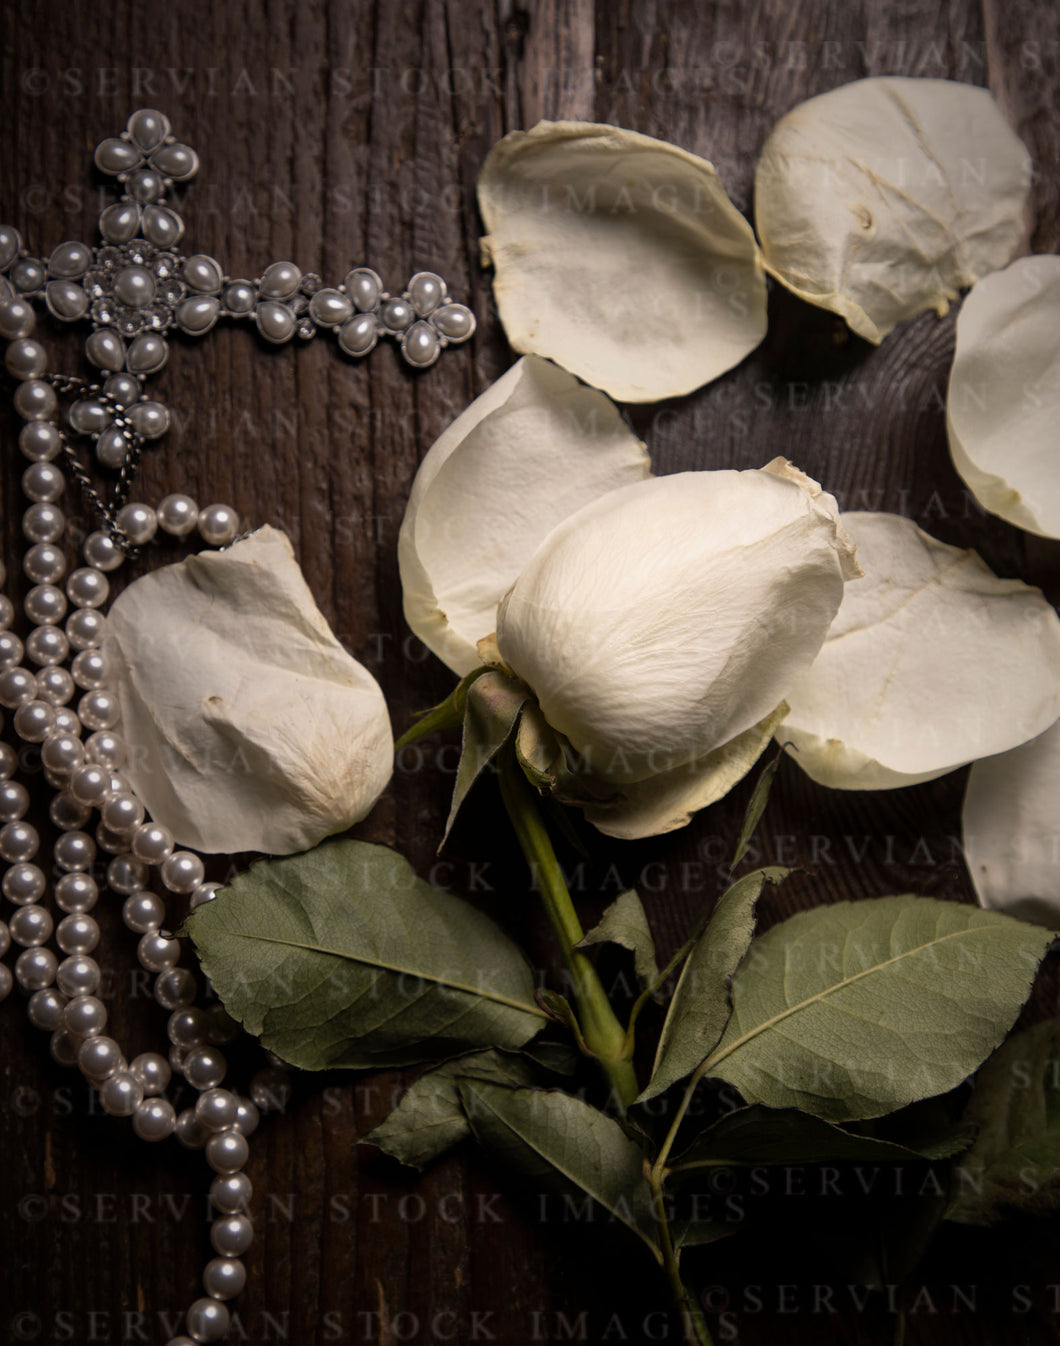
xmin=782 ymin=513 xmax=1060 ymax=789
xmin=497 ymin=461 xmax=858 ymax=789
xmin=963 ymin=719 xmax=1060 ymax=928
xmin=948 ymin=255 xmax=1060 ymax=538
xmin=106 ymin=526 xmax=393 ymax=854
xmin=477 ymin=121 xmax=767 ymax=401
xmin=398 ymin=355 xmax=650 ymax=675
xmin=755 ymin=77 xmax=1031 ymax=343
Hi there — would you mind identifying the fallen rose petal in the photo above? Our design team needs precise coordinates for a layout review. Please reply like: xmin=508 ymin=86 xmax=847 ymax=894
xmin=478 ymin=121 xmax=767 ymax=401
xmin=781 ymin=513 xmax=1060 ymax=789
xmin=106 ymin=526 xmax=393 ymax=854
xmin=398 ymin=355 xmax=650 ymax=676
xmin=755 ymin=77 xmax=1031 ymax=343
xmin=948 ymin=254 xmax=1060 ymax=538
xmin=963 ymin=719 xmax=1060 ymax=929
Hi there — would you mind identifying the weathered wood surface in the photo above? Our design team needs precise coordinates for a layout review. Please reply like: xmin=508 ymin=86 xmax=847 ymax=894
xmin=1 ymin=1 xmax=1058 ymax=1342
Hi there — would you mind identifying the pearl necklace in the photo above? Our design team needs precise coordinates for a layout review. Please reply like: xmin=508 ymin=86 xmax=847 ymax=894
xmin=1 ymin=109 xmax=475 ymax=1345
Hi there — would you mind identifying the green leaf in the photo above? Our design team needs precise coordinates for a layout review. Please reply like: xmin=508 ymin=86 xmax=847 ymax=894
xmin=394 ymin=664 xmax=490 ymax=751
xmin=188 ymin=840 xmax=546 ymax=1070
xmin=639 ymin=867 xmax=789 ymax=1102
xmin=460 ymin=1081 xmax=661 ymax=1259
xmin=360 ymin=1048 xmax=547 ymax=1171
xmin=731 ymin=750 xmax=782 ymax=869
xmin=577 ymin=889 xmax=659 ymax=993
xmin=669 ymin=1103 xmax=972 ymax=1176
xmin=703 ymin=896 xmax=1054 ymax=1122
xmin=444 ymin=669 xmax=531 ymax=846
xmin=948 ymin=1018 xmax=1060 ymax=1224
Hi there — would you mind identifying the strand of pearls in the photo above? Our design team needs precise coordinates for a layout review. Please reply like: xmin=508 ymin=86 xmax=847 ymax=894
xmin=0 ymin=292 xmax=292 ymax=1344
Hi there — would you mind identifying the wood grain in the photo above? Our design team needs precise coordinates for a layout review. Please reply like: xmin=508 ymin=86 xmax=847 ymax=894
xmin=1 ymin=1 xmax=1058 ymax=1342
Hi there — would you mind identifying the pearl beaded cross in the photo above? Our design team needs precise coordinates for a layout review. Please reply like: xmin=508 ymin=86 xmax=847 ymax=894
xmin=0 ymin=106 xmax=476 ymax=545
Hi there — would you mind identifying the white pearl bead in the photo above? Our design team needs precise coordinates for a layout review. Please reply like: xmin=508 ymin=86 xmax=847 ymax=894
xmin=0 ymin=632 xmax=24 ymax=669
xmin=0 ymin=779 xmax=29 ymax=819
xmin=101 ymin=790 xmax=145 ymax=835
xmin=100 ymin=1071 xmax=144 ymax=1117
xmin=78 ymin=1035 xmax=124 ymax=1079
xmin=71 ymin=648 xmax=111 ymax=690
xmin=56 ymin=954 xmax=101 ymax=997
xmin=26 ymin=623 xmax=70 ymax=665
xmin=9 ymin=904 xmax=53 ymax=947
xmin=19 ymin=420 xmax=61 ymax=461
xmin=130 ymin=1051 xmax=171 ymax=1095
xmin=131 ymin=821 xmax=174 ymax=864
xmin=168 ymin=1008 xmax=209 ymax=1047
xmin=0 ymin=742 xmax=16 ymax=777
xmin=122 ymin=890 xmax=166 ymax=933
xmin=22 ymin=460 xmax=65 ymax=501
xmin=66 ymin=567 xmax=109 ymax=608
xmin=35 ymin=666 xmax=76 ymax=706
xmin=138 ymin=930 xmax=180 ymax=971
xmin=197 ymin=503 xmax=240 ymax=547
xmin=185 ymin=1297 xmax=230 ymax=1342
xmin=62 ymin=993 xmax=107 ymax=1036
xmin=24 ymin=582 xmax=67 ymax=625
xmin=210 ymin=1173 xmax=252 ymax=1214
xmin=84 ymin=729 xmax=124 ymax=766
xmin=56 ymin=913 xmax=100 ymax=955
xmin=23 ymin=543 xmax=66 ymax=584
xmin=115 ymin=502 xmax=157 ymax=545
xmin=190 ymin=881 xmax=221 ymax=910
xmin=183 ymin=1045 xmax=226 ymax=1090
xmin=70 ymin=763 xmax=110 ymax=805
xmin=202 ymin=1256 xmax=246 ymax=1301
xmin=0 ymin=666 xmax=37 ymax=707
xmin=55 ymin=872 xmax=98 ymax=912
xmin=210 ymin=1214 xmax=253 ymax=1257
xmin=206 ymin=1129 xmax=249 ymax=1173
xmin=82 ymin=530 xmax=124 ymax=571
xmin=13 ymin=698 xmax=55 ymax=741
xmin=53 ymin=830 xmax=96 ymax=872
xmin=174 ymin=1107 xmax=209 ymax=1149
xmin=0 ymin=593 xmax=12 ymax=628
xmin=233 ymin=1098 xmax=261 ymax=1137
xmin=0 ymin=819 xmax=39 ymax=861
xmin=158 ymin=493 xmax=199 ymax=536
xmin=132 ymin=1096 xmax=176 ymax=1142
xmin=41 ymin=733 xmax=85 ymax=774
xmin=162 ymin=850 xmax=205 ymax=893
xmin=15 ymin=946 xmax=58 ymax=990
xmin=0 ymin=963 xmax=11 ymax=1002
xmin=154 ymin=966 xmax=196 ymax=1008
xmin=0 ymin=296 xmax=36 ymax=338
xmin=0 ymin=921 xmax=10 ymax=956
xmin=14 ymin=379 xmax=59 ymax=421
xmin=108 ymin=853 xmax=150 ymax=893
xmin=3 ymin=862 xmax=46 ymax=905
xmin=66 ymin=608 xmax=106 ymax=650
xmin=195 ymin=1087 xmax=240 ymax=1133
xmin=27 ymin=987 xmax=67 ymax=1031
xmin=22 ymin=502 xmax=64 ymax=543
xmin=78 ymin=688 xmax=120 ymax=730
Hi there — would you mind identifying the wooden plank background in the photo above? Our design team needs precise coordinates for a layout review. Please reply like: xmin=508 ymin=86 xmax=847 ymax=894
xmin=1 ymin=1 xmax=1058 ymax=1342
